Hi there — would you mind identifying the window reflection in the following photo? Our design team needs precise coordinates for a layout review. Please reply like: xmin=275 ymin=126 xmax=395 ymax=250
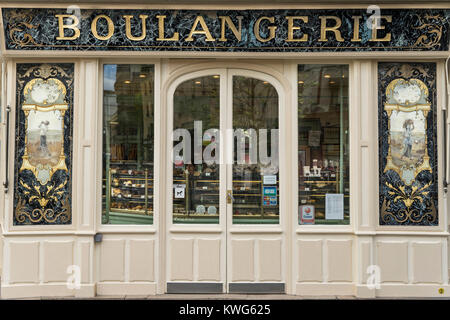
xmin=102 ymin=64 xmax=155 ymax=225
xmin=298 ymin=65 xmax=349 ymax=225
xmin=233 ymin=77 xmax=279 ymax=224
xmin=172 ymin=76 xmax=220 ymax=224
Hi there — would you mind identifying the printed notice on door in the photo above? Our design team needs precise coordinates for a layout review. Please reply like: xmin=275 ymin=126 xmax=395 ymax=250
xmin=325 ymin=193 xmax=344 ymax=220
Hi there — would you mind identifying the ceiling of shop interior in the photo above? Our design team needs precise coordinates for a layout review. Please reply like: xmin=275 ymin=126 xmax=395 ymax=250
xmin=3 ymin=0 xmax=448 ymax=3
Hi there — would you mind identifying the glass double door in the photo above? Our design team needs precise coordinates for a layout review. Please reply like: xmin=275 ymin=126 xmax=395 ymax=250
xmin=166 ymin=68 xmax=285 ymax=293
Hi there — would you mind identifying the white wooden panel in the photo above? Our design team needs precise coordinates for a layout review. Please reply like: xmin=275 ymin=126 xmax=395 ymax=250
xmin=259 ymin=239 xmax=282 ymax=281
xmin=327 ymin=240 xmax=353 ymax=282
xmin=231 ymin=240 xmax=254 ymax=281
xmin=80 ymin=241 xmax=91 ymax=284
xmin=412 ymin=242 xmax=442 ymax=284
xmin=377 ymin=241 xmax=408 ymax=283
xmin=129 ymin=240 xmax=154 ymax=282
xmin=298 ymin=239 xmax=322 ymax=282
xmin=170 ymin=238 xmax=193 ymax=281
xmin=9 ymin=241 xmax=40 ymax=284
xmin=359 ymin=241 xmax=371 ymax=284
xmin=100 ymin=240 xmax=125 ymax=281
xmin=198 ymin=239 xmax=221 ymax=281
xmin=43 ymin=241 xmax=74 ymax=283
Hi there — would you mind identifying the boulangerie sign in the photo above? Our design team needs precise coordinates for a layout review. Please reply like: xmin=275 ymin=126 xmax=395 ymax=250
xmin=2 ymin=8 xmax=449 ymax=51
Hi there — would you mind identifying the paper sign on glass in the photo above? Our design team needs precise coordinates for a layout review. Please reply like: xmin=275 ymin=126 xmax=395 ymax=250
xmin=174 ymin=184 xmax=185 ymax=199
xmin=263 ymin=175 xmax=277 ymax=185
xmin=325 ymin=193 xmax=344 ymax=220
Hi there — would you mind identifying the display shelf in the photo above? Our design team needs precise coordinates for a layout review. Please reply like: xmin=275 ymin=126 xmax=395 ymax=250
xmin=104 ymin=164 xmax=154 ymax=224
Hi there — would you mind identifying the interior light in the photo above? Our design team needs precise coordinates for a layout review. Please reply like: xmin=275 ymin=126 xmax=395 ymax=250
xmin=213 ymin=75 xmax=220 ymax=79
xmin=139 ymin=74 xmax=146 ymax=78
xmin=298 ymin=80 xmax=304 ymax=84
xmin=124 ymin=80 xmax=131 ymax=84
xmin=195 ymin=81 xmax=201 ymax=84
xmin=324 ymin=74 xmax=331 ymax=79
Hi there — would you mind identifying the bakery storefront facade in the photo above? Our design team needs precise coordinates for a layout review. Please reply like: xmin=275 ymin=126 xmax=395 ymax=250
xmin=0 ymin=2 xmax=449 ymax=298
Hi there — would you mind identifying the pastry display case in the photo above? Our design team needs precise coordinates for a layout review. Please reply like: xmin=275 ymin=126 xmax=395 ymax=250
xmin=103 ymin=162 xmax=154 ymax=224
xmin=172 ymin=164 xmax=220 ymax=224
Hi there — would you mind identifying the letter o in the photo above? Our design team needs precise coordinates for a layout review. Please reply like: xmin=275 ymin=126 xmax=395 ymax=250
xmin=91 ymin=15 xmax=114 ymax=40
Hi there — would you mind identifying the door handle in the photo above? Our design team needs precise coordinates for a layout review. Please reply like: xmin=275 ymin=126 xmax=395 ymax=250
xmin=226 ymin=190 xmax=234 ymax=204
xmin=3 ymin=105 xmax=10 ymax=193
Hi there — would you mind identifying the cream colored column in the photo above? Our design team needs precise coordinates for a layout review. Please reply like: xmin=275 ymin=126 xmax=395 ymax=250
xmin=352 ymin=60 xmax=377 ymax=298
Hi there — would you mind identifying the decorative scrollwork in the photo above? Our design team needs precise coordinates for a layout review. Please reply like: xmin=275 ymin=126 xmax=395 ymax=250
xmin=15 ymin=197 xmax=71 ymax=224
xmin=381 ymin=197 xmax=437 ymax=224
xmin=413 ymin=14 xmax=445 ymax=49
xmin=7 ymin=9 xmax=40 ymax=47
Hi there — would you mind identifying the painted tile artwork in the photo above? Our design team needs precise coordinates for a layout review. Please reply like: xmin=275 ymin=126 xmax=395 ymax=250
xmin=14 ymin=63 xmax=74 ymax=225
xmin=379 ymin=62 xmax=438 ymax=226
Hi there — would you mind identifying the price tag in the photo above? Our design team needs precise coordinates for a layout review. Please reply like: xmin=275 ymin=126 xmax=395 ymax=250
xmin=203 ymin=186 xmax=208 ymax=190
xmin=305 ymin=187 xmax=310 ymax=191
xmin=205 ymin=172 xmax=211 ymax=177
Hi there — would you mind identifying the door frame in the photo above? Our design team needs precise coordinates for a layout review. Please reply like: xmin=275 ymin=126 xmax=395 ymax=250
xmin=164 ymin=64 xmax=289 ymax=293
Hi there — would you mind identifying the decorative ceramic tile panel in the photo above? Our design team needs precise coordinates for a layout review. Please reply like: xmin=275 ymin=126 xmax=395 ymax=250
xmin=378 ymin=62 xmax=438 ymax=226
xmin=14 ymin=63 xmax=74 ymax=225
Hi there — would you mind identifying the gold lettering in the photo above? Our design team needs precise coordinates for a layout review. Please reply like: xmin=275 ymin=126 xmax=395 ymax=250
xmin=370 ymin=16 xmax=392 ymax=42
xmin=156 ymin=15 xmax=179 ymax=41
xmin=319 ymin=16 xmax=344 ymax=42
xmin=254 ymin=16 xmax=277 ymax=43
xmin=285 ymin=16 xmax=308 ymax=42
xmin=351 ymin=16 xmax=362 ymax=42
xmin=219 ymin=16 xmax=242 ymax=42
xmin=91 ymin=15 xmax=114 ymax=41
xmin=123 ymin=15 xmax=148 ymax=41
xmin=55 ymin=14 xmax=80 ymax=40
xmin=185 ymin=16 xmax=215 ymax=42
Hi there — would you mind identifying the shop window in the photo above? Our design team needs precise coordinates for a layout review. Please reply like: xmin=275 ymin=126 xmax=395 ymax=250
xmin=172 ymin=75 xmax=220 ymax=224
xmin=298 ymin=65 xmax=350 ymax=225
xmin=102 ymin=64 xmax=154 ymax=225
xmin=232 ymin=76 xmax=279 ymax=224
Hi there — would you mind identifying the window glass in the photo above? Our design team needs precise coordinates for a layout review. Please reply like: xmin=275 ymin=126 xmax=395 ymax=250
xmin=233 ymin=76 xmax=279 ymax=224
xmin=102 ymin=64 xmax=154 ymax=225
xmin=298 ymin=65 xmax=349 ymax=225
xmin=172 ymin=75 xmax=220 ymax=224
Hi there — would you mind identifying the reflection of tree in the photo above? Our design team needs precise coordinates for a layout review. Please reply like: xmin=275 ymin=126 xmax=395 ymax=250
xmin=174 ymin=77 xmax=220 ymax=130
xmin=233 ymin=77 xmax=278 ymax=130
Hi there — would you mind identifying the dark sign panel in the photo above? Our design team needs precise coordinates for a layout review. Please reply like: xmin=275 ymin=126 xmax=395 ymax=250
xmin=2 ymin=8 xmax=449 ymax=51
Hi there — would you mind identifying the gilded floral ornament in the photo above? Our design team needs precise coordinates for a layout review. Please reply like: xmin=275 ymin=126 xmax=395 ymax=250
xmin=412 ymin=14 xmax=445 ymax=49
xmin=7 ymin=9 xmax=40 ymax=47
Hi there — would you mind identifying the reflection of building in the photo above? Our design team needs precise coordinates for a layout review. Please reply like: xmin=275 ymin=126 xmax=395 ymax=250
xmin=0 ymin=2 xmax=449 ymax=300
